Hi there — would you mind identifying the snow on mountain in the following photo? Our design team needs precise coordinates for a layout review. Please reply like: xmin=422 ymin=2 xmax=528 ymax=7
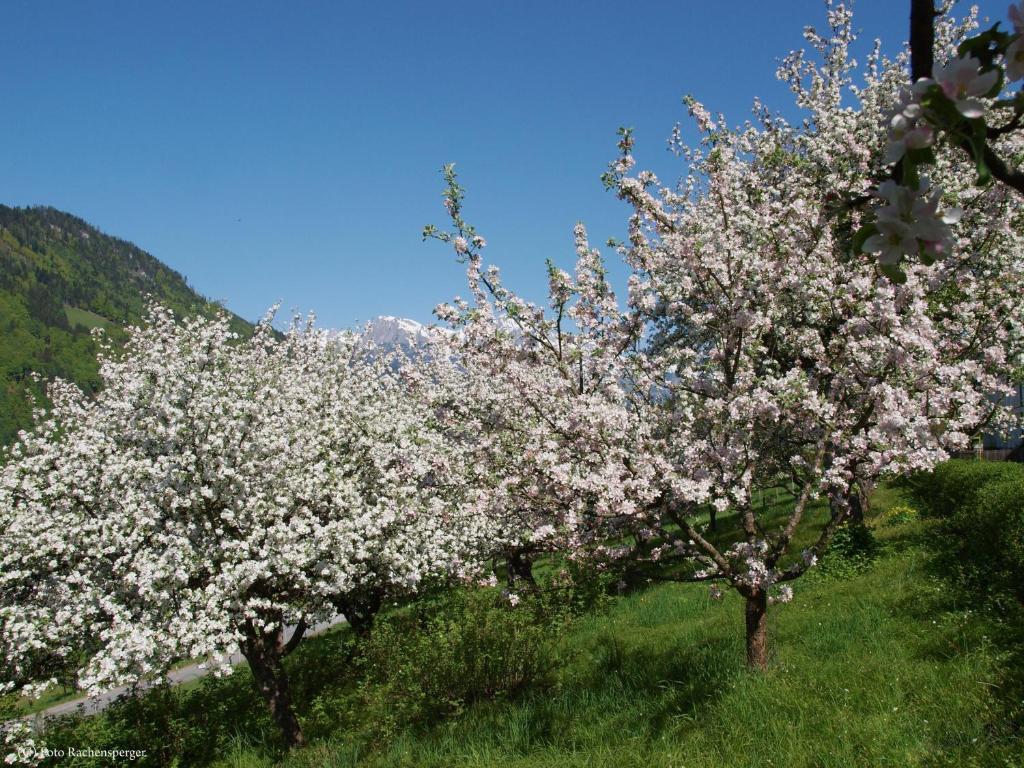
xmin=360 ymin=316 xmax=434 ymax=350
xmin=347 ymin=316 xmax=455 ymax=360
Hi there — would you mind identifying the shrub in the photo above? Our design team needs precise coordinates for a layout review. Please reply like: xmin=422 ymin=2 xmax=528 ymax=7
xmin=950 ymin=477 xmax=1024 ymax=605
xmin=37 ymin=675 xmax=278 ymax=767
xmin=817 ymin=521 xmax=880 ymax=578
xmin=533 ymin=558 xmax=616 ymax=620
xmin=343 ymin=587 xmax=560 ymax=742
xmin=904 ymin=459 xmax=1024 ymax=519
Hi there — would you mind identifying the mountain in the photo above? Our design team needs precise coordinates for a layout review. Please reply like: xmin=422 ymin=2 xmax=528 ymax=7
xmin=358 ymin=315 xmax=447 ymax=353
xmin=0 ymin=205 xmax=251 ymax=445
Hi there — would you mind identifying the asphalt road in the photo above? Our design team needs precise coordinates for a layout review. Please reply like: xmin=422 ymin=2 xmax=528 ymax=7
xmin=20 ymin=615 xmax=346 ymax=727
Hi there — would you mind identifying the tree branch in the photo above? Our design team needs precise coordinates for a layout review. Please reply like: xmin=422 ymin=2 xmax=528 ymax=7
xmin=909 ymin=0 xmax=936 ymax=82
xmin=282 ymin=616 xmax=307 ymax=657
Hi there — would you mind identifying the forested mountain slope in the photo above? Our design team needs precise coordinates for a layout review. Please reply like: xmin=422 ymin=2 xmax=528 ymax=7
xmin=0 ymin=205 xmax=250 ymax=444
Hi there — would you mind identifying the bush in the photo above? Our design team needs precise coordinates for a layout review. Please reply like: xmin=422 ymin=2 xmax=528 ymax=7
xmin=817 ymin=521 xmax=880 ymax=578
xmin=37 ymin=674 xmax=278 ymax=767
xmin=950 ymin=477 xmax=1024 ymax=605
xmin=904 ymin=459 xmax=1024 ymax=607
xmin=533 ymin=558 xmax=616 ymax=619
xmin=341 ymin=586 xmax=561 ymax=742
xmin=904 ymin=459 xmax=1024 ymax=519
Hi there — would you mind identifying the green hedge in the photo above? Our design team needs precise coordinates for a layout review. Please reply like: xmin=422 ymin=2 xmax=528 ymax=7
xmin=907 ymin=459 xmax=1024 ymax=605
xmin=906 ymin=459 xmax=1024 ymax=519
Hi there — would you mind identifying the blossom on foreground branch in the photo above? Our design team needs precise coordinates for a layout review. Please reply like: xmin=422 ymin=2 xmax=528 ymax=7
xmin=862 ymin=1 xmax=1024 ymax=277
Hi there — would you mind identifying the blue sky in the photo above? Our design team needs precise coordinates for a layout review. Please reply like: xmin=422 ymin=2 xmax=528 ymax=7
xmin=0 ymin=1 xmax=933 ymax=328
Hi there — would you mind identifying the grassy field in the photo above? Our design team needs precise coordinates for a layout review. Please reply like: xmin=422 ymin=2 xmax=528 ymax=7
xmin=26 ymin=486 xmax=1024 ymax=767
xmin=63 ymin=305 xmax=112 ymax=331
xmin=209 ymin=489 xmax=1021 ymax=768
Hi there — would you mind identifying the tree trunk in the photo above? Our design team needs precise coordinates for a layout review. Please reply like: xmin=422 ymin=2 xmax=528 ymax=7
xmin=744 ymin=590 xmax=768 ymax=671
xmin=339 ymin=589 xmax=384 ymax=638
xmin=858 ymin=479 xmax=873 ymax=518
xmin=708 ymin=507 xmax=718 ymax=532
xmin=505 ymin=549 xmax=536 ymax=589
xmin=847 ymin=488 xmax=864 ymax=524
xmin=240 ymin=627 xmax=306 ymax=749
xmin=909 ymin=0 xmax=935 ymax=81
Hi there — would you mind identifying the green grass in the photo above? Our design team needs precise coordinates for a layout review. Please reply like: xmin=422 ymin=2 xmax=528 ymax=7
xmin=209 ymin=492 xmax=1022 ymax=768
xmin=10 ymin=684 xmax=81 ymax=716
xmin=27 ymin=487 xmax=1024 ymax=767
xmin=63 ymin=304 xmax=112 ymax=331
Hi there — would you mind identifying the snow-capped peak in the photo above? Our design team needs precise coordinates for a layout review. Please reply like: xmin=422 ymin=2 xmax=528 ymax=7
xmin=361 ymin=316 xmax=430 ymax=347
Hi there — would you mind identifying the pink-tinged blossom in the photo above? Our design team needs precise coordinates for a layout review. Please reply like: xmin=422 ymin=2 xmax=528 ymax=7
xmin=1006 ymin=35 xmax=1024 ymax=82
xmin=932 ymin=54 xmax=998 ymax=118
xmin=863 ymin=217 xmax=919 ymax=264
xmin=864 ymin=179 xmax=961 ymax=263
xmin=885 ymin=98 xmax=934 ymax=164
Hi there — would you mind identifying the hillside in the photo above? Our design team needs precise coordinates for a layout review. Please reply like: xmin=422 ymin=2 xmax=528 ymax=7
xmin=24 ymin=485 xmax=1024 ymax=766
xmin=0 ymin=205 xmax=250 ymax=445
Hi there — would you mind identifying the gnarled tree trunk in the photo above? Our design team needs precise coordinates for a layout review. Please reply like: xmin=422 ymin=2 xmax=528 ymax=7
xmin=240 ymin=622 xmax=306 ymax=749
xmin=744 ymin=590 xmax=768 ymax=671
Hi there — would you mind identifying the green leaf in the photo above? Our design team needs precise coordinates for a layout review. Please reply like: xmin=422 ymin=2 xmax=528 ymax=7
xmin=852 ymin=223 xmax=878 ymax=255
xmin=957 ymin=24 xmax=1011 ymax=68
xmin=905 ymin=147 xmax=936 ymax=166
xmin=880 ymin=262 xmax=907 ymax=283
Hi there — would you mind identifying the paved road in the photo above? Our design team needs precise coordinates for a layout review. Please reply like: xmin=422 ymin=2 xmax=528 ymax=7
xmin=20 ymin=616 xmax=346 ymax=727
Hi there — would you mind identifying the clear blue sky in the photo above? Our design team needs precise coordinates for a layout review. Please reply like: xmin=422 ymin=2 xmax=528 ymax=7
xmin=0 ymin=1 xmax=937 ymax=328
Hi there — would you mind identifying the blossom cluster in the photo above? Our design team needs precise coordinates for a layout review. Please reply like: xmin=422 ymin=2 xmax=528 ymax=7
xmin=864 ymin=2 xmax=1024 ymax=274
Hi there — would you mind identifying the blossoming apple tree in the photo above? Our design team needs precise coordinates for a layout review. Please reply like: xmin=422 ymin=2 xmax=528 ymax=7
xmin=429 ymin=1 xmax=1024 ymax=670
xmin=422 ymin=170 xmax=688 ymax=589
xmin=0 ymin=306 xmax=486 ymax=752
